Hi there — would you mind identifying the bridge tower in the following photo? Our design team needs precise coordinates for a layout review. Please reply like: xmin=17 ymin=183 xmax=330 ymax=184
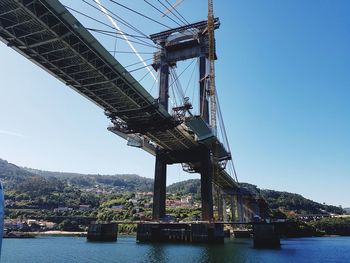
xmin=150 ymin=19 xmax=221 ymax=221
xmin=152 ymin=40 xmax=170 ymax=220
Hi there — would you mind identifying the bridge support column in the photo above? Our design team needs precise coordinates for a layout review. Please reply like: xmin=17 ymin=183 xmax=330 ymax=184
xmin=200 ymin=149 xmax=213 ymax=221
xmin=243 ymin=197 xmax=251 ymax=222
xmin=158 ymin=45 xmax=170 ymax=111
xmin=217 ymin=189 xmax=224 ymax=221
xmin=152 ymin=154 xmax=167 ymax=220
xmin=258 ymin=199 xmax=269 ymax=220
xmin=251 ymin=199 xmax=259 ymax=219
xmin=230 ymin=195 xmax=236 ymax=222
xmin=237 ymin=193 xmax=244 ymax=223
xmin=222 ymin=195 xmax=228 ymax=222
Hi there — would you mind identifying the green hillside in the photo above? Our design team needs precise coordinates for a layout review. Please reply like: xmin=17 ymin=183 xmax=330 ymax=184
xmin=0 ymin=158 xmax=153 ymax=192
xmin=167 ymin=179 xmax=201 ymax=195
xmin=0 ymin=158 xmax=344 ymax=215
xmin=168 ymin=180 xmax=344 ymax=215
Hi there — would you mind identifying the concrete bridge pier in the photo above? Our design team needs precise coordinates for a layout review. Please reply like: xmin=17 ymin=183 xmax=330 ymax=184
xmin=253 ymin=223 xmax=280 ymax=248
xmin=200 ymin=149 xmax=214 ymax=221
xmin=243 ymin=197 xmax=260 ymax=222
xmin=152 ymin=154 xmax=167 ymax=220
xmin=258 ymin=199 xmax=269 ymax=220
xmin=243 ymin=197 xmax=252 ymax=222
xmin=158 ymin=44 xmax=170 ymax=112
xmin=217 ymin=188 xmax=224 ymax=221
xmin=237 ymin=193 xmax=244 ymax=223
xmin=249 ymin=198 xmax=260 ymax=220
xmin=222 ymin=195 xmax=228 ymax=222
xmin=230 ymin=194 xmax=237 ymax=222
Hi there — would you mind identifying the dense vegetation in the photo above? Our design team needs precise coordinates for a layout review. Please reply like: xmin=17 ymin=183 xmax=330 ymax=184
xmin=169 ymin=180 xmax=344 ymax=215
xmin=167 ymin=179 xmax=201 ymax=197
xmin=310 ymin=217 xmax=350 ymax=236
xmin=1 ymin=158 xmax=153 ymax=192
xmin=277 ymin=217 xmax=350 ymax=237
xmin=1 ymin=158 xmax=348 ymax=236
xmin=1 ymin=158 xmax=344 ymax=216
xmin=24 ymin=167 xmax=154 ymax=192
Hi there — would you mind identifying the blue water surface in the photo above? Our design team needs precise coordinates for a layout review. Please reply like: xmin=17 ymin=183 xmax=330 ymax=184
xmin=1 ymin=236 xmax=350 ymax=263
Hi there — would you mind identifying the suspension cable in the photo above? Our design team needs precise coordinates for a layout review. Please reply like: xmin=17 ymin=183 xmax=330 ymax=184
xmin=86 ymin=28 xmax=153 ymax=47
xmin=109 ymin=0 xmax=173 ymax=29
xmin=107 ymin=50 xmax=154 ymax=54
xmin=170 ymin=69 xmax=185 ymax=101
xmin=124 ymin=57 xmax=153 ymax=68
xmin=85 ymin=27 xmax=149 ymax=40
xmin=124 ymin=63 xmax=154 ymax=73
xmin=169 ymin=72 xmax=179 ymax=107
xmin=149 ymin=70 xmax=159 ymax=94
xmin=160 ymin=0 xmax=197 ymax=36
xmin=216 ymin=90 xmax=229 ymax=152
xmin=184 ymin=58 xmax=197 ymax=95
xmin=168 ymin=59 xmax=195 ymax=90
xmin=156 ymin=0 xmax=186 ymax=26
xmin=137 ymin=69 xmax=153 ymax=83
xmin=68 ymin=3 xmax=149 ymax=41
xmin=216 ymin=90 xmax=239 ymax=182
xmin=83 ymin=0 xmax=150 ymax=39
xmin=144 ymin=0 xmax=184 ymax=27
xmin=65 ymin=5 xmax=117 ymax=31
xmin=95 ymin=0 xmax=158 ymax=81
xmin=164 ymin=0 xmax=190 ymax=25
xmin=87 ymin=29 xmax=157 ymax=49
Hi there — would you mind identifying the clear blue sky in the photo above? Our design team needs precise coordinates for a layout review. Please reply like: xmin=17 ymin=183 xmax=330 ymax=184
xmin=0 ymin=0 xmax=349 ymax=207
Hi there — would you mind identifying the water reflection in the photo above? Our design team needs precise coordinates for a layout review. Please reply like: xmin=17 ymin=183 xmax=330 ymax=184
xmin=143 ymin=244 xmax=168 ymax=263
xmin=198 ymin=238 xmax=250 ymax=262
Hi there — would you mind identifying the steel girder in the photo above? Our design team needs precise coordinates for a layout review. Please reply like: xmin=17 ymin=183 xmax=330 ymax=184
xmin=0 ymin=0 xmax=238 ymax=190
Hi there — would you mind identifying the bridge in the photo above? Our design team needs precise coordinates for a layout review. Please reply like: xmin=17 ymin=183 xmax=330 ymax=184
xmin=0 ymin=0 xmax=267 ymax=230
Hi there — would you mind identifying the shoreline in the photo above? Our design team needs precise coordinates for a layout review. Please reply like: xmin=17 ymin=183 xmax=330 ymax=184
xmin=26 ymin=231 xmax=348 ymax=238
xmin=33 ymin=231 xmax=87 ymax=237
xmin=4 ymin=232 xmax=350 ymax=241
xmin=32 ymin=231 xmax=137 ymax=237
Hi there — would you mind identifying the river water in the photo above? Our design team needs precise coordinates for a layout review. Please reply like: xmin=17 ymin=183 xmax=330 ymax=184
xmin=1 ymin=236 xmax=350 ymax=263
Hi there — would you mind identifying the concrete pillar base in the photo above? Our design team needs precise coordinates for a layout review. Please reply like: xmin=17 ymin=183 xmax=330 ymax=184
xmin=253 ymin=223 xmax=280 ymax=248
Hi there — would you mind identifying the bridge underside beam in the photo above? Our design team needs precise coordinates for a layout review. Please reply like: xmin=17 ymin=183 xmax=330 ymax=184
xmin=157 ymin=147 xmax=203 ymax=164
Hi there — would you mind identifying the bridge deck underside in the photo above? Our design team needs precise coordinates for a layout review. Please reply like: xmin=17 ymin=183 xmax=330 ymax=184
xmin=0 ymin=0 xmax=238 ymax=190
